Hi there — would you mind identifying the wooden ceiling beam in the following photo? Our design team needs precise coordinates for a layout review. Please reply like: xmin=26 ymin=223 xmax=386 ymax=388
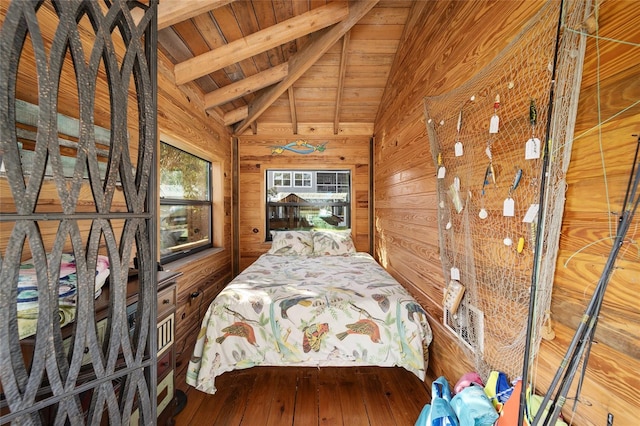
xmin=288 ymin=87 xmax=298 ymax=135
xmin=204 ymin=63 xmax=289 ymax=109
xmin=174 ymin=1 xmax=349 ymax=85
xmin=233 ymin=1 xmax=380 ymax=135
xmin=334 ymin=32 xmax=350 ymax=135
xmin=154 ymin=0 xmax=236 ymax=30
xmin=224 ymin=106 xmax=249 ymax=126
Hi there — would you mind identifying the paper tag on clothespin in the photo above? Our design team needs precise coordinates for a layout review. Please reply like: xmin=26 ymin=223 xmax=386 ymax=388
xmin=437 ymin=166 xmax=446 ymax=179
xmin=454 ymin=141 xmax=464 ymax=157
xmin=522 ymin=204 xmax=540 ymax=223
xmin=489 ymin=114 xmax=500 ymax=133
xmin=450 ymin=267 xmax=460 ymax=281
xmin=503 ymin=197 xmax=515 ymax=216
xmin=525 ymin=138 xmax=541 ymax=160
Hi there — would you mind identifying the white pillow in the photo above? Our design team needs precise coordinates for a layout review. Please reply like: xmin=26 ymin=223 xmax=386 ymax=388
xmin=311 ymin=230 xmax=356 ymax=255
xmin=267 ymin=230 xmax=313 ymax=255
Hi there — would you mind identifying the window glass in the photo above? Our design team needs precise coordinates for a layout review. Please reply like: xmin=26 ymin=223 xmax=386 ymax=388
xmin=293 ymin=171 xmax=312 ymax=187
xmin=266 ymin=169 xmax=350 ymax=240
xmin=160 ymin=142 xmax=212 ymax=262
xmin=273 ymin=171 xmax=291 ymax=187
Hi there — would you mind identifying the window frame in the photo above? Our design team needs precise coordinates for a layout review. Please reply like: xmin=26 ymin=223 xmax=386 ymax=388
xmin=273 ymin=171 xmax=292 ymax=187
xmin=159 ymin=141 xmax=213 ymax=264
xmin=293 ymin=171 xmax=312 ymax=188
xmin=265 ymin=169 xmax=351 ymax=241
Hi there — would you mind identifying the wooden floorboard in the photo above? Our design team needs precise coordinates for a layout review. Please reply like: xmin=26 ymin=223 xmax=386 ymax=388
xmin=174 ymin=366 xmax=431 ymax=426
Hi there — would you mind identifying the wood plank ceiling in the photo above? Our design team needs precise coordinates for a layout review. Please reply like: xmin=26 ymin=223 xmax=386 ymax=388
xmin=157 ymin=0 xmax=412 ymax=136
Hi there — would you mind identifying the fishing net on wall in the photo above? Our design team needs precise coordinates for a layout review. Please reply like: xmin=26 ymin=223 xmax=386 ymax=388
xmin=423 ymin=0 xmax=591 ymax=379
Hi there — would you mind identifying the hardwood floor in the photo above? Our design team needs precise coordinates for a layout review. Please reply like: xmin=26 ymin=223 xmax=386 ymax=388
xmin=174 ymin=366 xmax=432 ymax=425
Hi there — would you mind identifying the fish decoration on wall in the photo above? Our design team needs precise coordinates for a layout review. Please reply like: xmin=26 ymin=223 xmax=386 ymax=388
xmin=270 ymin=139 xmax=328 ymax=155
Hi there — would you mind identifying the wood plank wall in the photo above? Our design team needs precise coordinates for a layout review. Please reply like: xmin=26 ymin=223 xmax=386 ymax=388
xmin=156 ymin=51 xmax=233 ymax=393
xmin=373 ymin=0 xmax=640 ymax=424
xmin=236 ymin=135 xmax=370 ymax=271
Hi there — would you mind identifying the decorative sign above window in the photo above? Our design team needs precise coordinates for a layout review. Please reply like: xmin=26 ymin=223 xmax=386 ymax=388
xmin=270 ymin=139 xmax=328 ymax=155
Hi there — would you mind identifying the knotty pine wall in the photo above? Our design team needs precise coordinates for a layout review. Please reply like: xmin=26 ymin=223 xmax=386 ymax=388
xmin=236 ymin=135 xmax=370 ymax=271
xmin=374 ymin=1 xmax=639 ymax=424
xmin=157 ymin=51 xmax=233 ymax=393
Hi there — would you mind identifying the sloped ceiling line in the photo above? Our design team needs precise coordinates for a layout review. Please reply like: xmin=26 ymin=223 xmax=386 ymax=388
xmin=234 ymin=0 xmax=381 ymax=135
xmin=204 ymin=62 xmax=289 ymax=109
xmin=173 ymin=1 xmax=350 ymax=85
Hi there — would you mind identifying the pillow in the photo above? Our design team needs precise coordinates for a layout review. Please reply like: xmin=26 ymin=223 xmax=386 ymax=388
xmin=311 ymin=230 xmax=356 ymax=255
xmin=267 ymin=230 xmax=313 ymax=255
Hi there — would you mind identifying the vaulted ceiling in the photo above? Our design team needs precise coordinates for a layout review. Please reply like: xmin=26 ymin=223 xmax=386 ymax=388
xmin=156 ymin=0 xmax=412 ymax=136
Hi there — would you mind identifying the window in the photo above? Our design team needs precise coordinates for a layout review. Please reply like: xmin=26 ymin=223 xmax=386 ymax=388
xmin=266 ymin=169 xmax=351 ymax=240
xmin=317 ymin=171 xmax=350 ymax=193
xmin=159 ymin=142 xmax=212 ymax=262
xmin=293 ymin=171 xmax=312 ymax=188
xmin=273 ymin=171 xmax=291 ymax=187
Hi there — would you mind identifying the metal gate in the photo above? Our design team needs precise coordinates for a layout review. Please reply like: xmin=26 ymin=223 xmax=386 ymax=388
xmin=0 ymin=1 xmax=157 ymax=424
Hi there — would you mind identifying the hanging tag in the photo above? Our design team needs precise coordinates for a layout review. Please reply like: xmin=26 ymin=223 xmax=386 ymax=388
xmin=437 ymin=166 xmax=446 ymax=179
xmin=453 ymin=176 xmax=460 ymax=191
xmin=489 ymin=114 xmax=500 ymax=133
xmin=522 ymin=204 xmax=540 ymax=223
xmin=450 ymin=267 xmax=460 ymax=281
xmin=454 ymin=141 xmax=464 ymax=157
xmin=503 ymin=197 xmax=515 ymax=216
xmin=525 ymin=138 xmax=541 ymax=160
xmin=485 ymin=146 xmax=492 ymax=160
xmin=443 ymin=280 xmax=465 ymax=313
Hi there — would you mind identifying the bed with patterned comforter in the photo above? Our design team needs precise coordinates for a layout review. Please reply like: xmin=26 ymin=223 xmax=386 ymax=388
xmin=186 ymin=252 xmax=433 ymax=394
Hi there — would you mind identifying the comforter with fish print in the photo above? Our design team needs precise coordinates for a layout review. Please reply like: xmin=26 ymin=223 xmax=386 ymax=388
xmin=186 ymin=252 xmax=433 ymax=394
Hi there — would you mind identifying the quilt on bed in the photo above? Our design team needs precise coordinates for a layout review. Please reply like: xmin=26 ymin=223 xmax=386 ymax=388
xmin=186 ymin=252 xmax=433 ymax=394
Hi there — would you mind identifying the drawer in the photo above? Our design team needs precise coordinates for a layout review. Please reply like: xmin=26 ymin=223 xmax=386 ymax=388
xmin=157 ymin=370 xmax=174 ymax=417
xmin=157 ymin=313 xmax=174 ymax=357
xmin=130 ymin=371 xmax=173 ymax=425
xmin=157 ymin=346 xmax=173 ymax=379
xmin=157 ymin=284 xmax=176 ymax=319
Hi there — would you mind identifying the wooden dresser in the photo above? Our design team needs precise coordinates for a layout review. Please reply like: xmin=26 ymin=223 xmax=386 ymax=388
xmin=154 ymin=270 xmax=180 ymax=425
xmin=132 ymin=270 xmax=181 ymax=425
xmin=13 ymin=270 xmax=182 ymax=424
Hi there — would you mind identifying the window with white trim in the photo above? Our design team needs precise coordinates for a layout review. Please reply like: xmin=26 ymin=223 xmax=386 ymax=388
xmin=273 ymin=171 xmax=291 ymax=187
xmin=293 ymin=171 xmax=312 ymax=187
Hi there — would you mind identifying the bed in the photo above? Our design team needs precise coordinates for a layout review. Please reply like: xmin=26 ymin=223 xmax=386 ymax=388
xmin=186 ymin=230 xmax=433 ymax=394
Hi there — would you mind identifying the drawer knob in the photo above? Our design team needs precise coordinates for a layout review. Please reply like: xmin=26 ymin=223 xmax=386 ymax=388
xmin=162 ymin=299 xmax=170 ymax=304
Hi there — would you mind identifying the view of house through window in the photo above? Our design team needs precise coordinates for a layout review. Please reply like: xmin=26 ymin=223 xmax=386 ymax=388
xmin=159 ymin=142 xmax=212 ymax=262
xmin=266 ymin=169 xmax=351 ymax=240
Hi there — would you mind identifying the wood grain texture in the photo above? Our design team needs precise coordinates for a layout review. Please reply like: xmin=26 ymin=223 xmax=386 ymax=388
xmin=174 ymin=2 xmax=349 ymax=84
xmin=156 ymin=50 xmax=235 ymax=395
xmin=373 ymin=0 xmax=640 ymax=422
xmin=176 ymin=366 xmax=430 ymax=426
xmin=237 ymin=135 xmax=371 ymax=271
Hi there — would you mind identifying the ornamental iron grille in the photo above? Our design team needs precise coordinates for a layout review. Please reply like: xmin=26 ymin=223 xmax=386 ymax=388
xmin=0 ymin=1 xmax=158 ymax=424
